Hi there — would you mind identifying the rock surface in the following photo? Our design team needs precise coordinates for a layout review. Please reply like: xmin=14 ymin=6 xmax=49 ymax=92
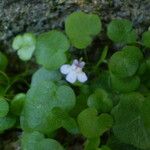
xmin=0 ymin=0 xmax=150 ymax=50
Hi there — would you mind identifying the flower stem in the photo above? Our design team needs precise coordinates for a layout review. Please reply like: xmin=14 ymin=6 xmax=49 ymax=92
xmin=95 ymin=46 xmax=108 ymax=69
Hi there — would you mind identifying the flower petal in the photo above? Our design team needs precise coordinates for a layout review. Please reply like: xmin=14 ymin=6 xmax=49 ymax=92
xmin=66 ymin=71 xmax=77 ymax=83
xmin=60 ymin=64 xmax=71 ymax=75
xmin=79 ymin=61 xmax=85 ymax=68
xmin=73 ymin=59 xmax=78 ymax=65
xmin=77 ymin=72 xmax=88 ymax=83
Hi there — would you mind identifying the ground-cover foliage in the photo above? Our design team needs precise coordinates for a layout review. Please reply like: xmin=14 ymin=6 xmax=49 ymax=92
xmin=0 ymin=11 xmax=150 ymax=150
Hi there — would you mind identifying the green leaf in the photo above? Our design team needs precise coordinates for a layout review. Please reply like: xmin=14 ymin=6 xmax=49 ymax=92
xmin=52 ymin=107 xmax=79 ymax=134
xmin=137 ymin=61 xmax=147 ymax=75
xmin=84 ymin=138 xmax=100 ymax=150
xmin=10 ymin=93 xmax=26 ymax=116
xmin=65 ymin=11 xmax=101 ymax=49
xmin=87 ymin=89 xmax=113 ymax=113
xmin=122 ymin=46 xmax=143 ymax=61
xmin=78 ymin=108 xmax=99 ymax=138
xmin=112 ymin=92 xmax=150 ymax=149
xmin=141 ymin=98 xmax=150 ymax=129
xmin=109 ymin=46 xmax=142 ymax=78
xmin=77 ymin=108 xmax=113 ymax=138
xmin=39 ymin=139 xmax=64 ymax=150
xmin=0 ymin=52 xmax=8 ymax=71
xmin=0 ymin=71 xmax=9 ymax=91
xmin=108 ymin=136 xmax=141 ymax=150
xmin=21 ymin=73 xmax=76 ymax=134
xmin=35 ymin=30 xmax=70 ymax=70
xmin=142 ymin=31 xmax=150 ymax=48
xmin=0 ymin=116 xmax=16 ymax=133
xmin=110 ymin=73 xmax=140 ymax=93
xmin=31 ymin=67 xmax=61 ymax=87
xmin=12 ymin=33 xmax=36 ymax=61
xmin=0 ymin=97 xmax=9 ymax=117
xmin=70 ymin=94 xmax=88 ymax=117
xmin=98 ymin=113 xmax=113 ymax=136
xmin=92 ymin=71 xmax=112 ymax=92
xmin=100 ymin=145 xmax=111 ymax=150
xmin=21 ymin=131 xmax=64 ymax=150
xmin=107 ymin=19 xmax=136 ymax=43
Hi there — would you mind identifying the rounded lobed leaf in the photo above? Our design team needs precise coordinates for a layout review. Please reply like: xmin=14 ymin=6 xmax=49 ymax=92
xmin=12 ymin=33 xmax=36 ymax=61
xmin=31 ymin=67 xmax=61 ymax=87
xmin=39 ymin=139 xmax=64 ymax=150
xmin=98 ymin=113 xmax=113 ymax=136
xmin=65 ymin=11 xmax=101 ymax=49
xmin=110 ymin=73 xmax=140 ymax=93
xmin=10 ymin=93 xmax=26 ymax=116
xmin=87 ymin=88 xmax=113 ymax=113
xmin=107 ymin=19 xmax=136 ymax=43
xmin=21 ymin=74 xmax=76 ymax=134
xmin=77 ymin=108 xmax=113 ymax=138
xmin=21 ymin=131 xmax=64 ymax=150
xmin=122 ymin=46 xmax=143 ymax=61
xmin=52 ymin=107 xmax=79 ymax=134
xmin=35 ymin=30 xmax=70 ymax=70
xmin=0 ymin=116 xmax=16 ymax=133
xmin=109 ymin=46 xmax=142 ymax=78
xmin=84 ymin=138 xmax=100 ymax=150
xmin=77 ymin=108 xmax=101 ymax=138
xmin=142 ymin=31 xmax=150 ymax=48
xmin=112 ymin=92 xmax=150 ymax=149
xmin=0 ymin=97 xmax=9 ymax=117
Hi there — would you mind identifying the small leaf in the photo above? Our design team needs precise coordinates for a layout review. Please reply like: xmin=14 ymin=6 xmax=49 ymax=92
xmin=110 ymin=73 xmax=140 ymax=93
xmin=84 ymin=138 xmax=100 ymax=150
xmin=112 ymin=92 xmax=150 ymax=149
xmin=100 ymin=145 xmax=111 ymax=150
xmin=109 ymin=46 xmax=142 ymax=78
xmin=98 ymin=113 xmax=113 ymax=136
xmin=142 ymin=31 xmax=150 ymax=48
xmin=52 ymin=107 xmax=79 ymax=134
xmin=77 ymin=108 xmax=100 ymax=138
xmin=31 ymin=67 xmax=61 ymax=87
xmin=122 ymin=46 xmax=143 ymax=61
xmin=21 ymin=131 xmax=64 ymax=150
xmin=108 ymin=135 xmax=142 ymax=150
xmin=0 ymin=116 xmax=16 ymax=133
xmin=65 ymin=11 xmax=101 ymax=49
xmin=39 ymin=139 xmax=64 ymax=150
xmin=35 ymin=30 xmax=70 ymax=70
xmin=0 ymin=97 xmax=9 ymax=117
xmin=10 ymin=93 xmax=26 ymax=116
xmin=21 ymin=70 xmax=76 ymax=134
xmin=87 ymin=88 xmax=113 ymax=113
xmin=107 ymin=19 xmax=136 ymax=44
xmin=77 ymin=108 xmax=113 ymax=138
xmin=12 ymin=33 xmax=36 ymax=61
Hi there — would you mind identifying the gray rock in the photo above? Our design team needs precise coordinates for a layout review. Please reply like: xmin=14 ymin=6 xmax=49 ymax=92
xmin=0 ymin=0 xmax=150 ymax=50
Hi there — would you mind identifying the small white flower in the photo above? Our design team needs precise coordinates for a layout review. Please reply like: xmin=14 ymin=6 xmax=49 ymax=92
xmin=60 ymin=59 xmax=88 ymax=84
